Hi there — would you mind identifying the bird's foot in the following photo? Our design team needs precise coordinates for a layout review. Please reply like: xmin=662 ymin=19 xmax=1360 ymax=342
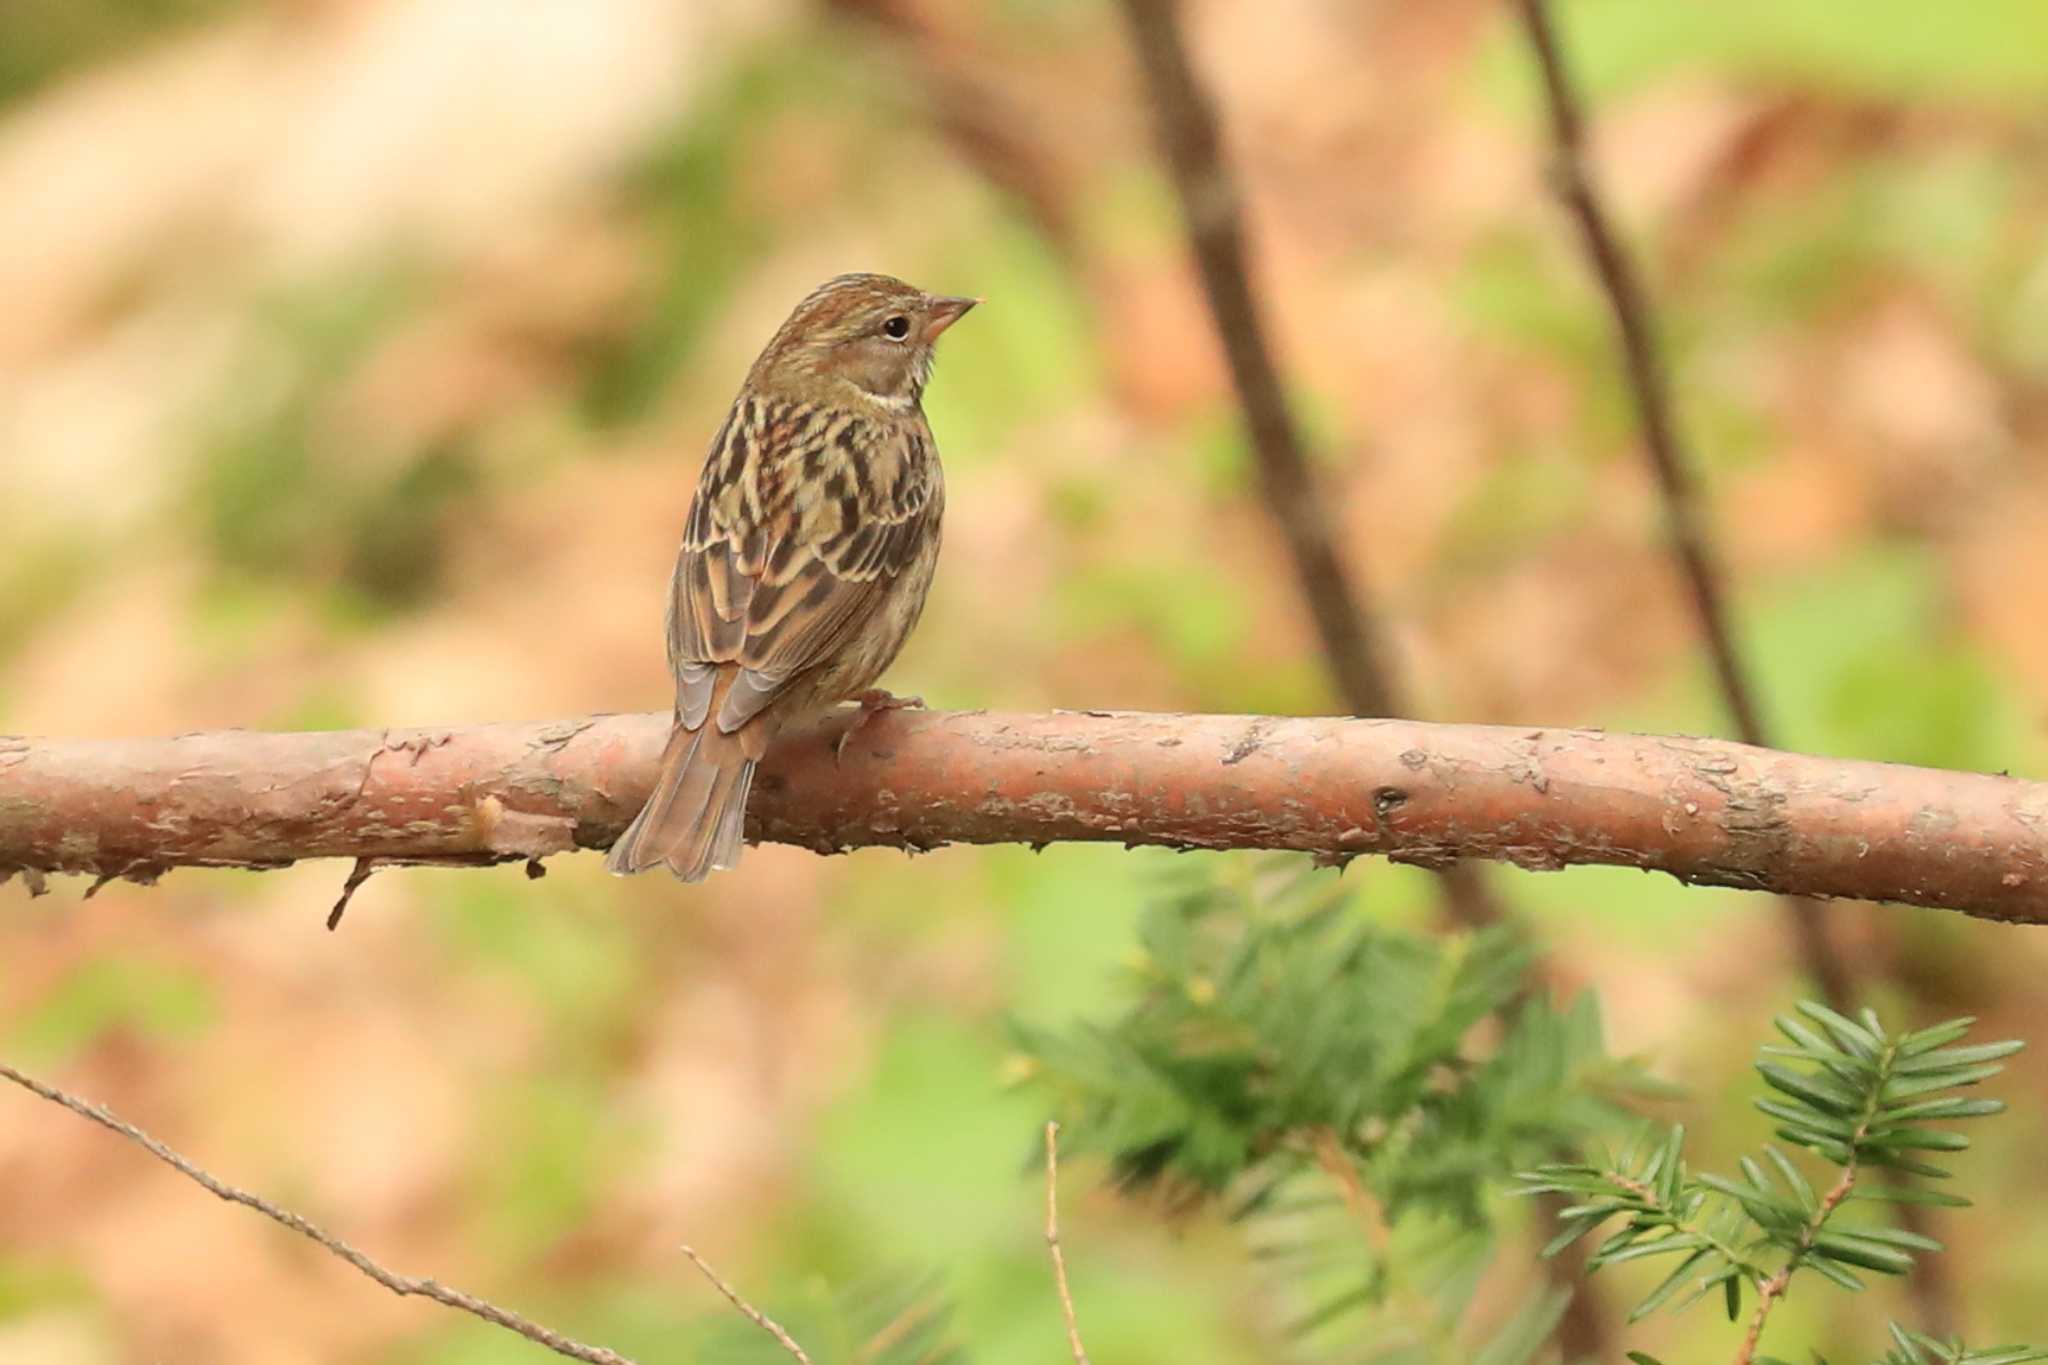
xmin=835 ymin=690 xmax=927 ymax=764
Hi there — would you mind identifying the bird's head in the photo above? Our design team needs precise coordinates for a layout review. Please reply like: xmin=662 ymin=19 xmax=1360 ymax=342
xmin=749 ymin=272 xmax=979 ymax=411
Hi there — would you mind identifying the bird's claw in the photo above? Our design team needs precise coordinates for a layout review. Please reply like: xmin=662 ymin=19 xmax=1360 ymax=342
xmin=858 ymin=688 xmax=925 ymax=713
xmin=835 ymin=690 xmax=926 ymax=765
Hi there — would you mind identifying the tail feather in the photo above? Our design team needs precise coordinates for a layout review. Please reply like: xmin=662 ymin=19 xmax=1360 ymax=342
xmin=606 ymin=721 xmax=758 ymax=882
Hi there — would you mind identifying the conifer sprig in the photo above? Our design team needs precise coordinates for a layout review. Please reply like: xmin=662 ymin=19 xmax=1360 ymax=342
xmin=1519 ymin=1003 xmax=2028 ymax=1365
xmin=1014 ymin=865 xmax=1663 ymax=1356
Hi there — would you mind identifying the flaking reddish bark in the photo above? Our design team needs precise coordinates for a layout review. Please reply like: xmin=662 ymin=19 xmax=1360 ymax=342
xmin=1 ymin=711 xmax=2044 ymax=922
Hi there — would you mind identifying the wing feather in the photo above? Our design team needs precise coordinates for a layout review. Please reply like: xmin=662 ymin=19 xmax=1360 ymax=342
xmin=665 ymin=397 xmax=939 ymax=735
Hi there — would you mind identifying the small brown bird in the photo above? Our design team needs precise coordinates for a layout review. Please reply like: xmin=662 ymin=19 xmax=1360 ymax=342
xmin=607 ymin=273 xmax=977 ymax=881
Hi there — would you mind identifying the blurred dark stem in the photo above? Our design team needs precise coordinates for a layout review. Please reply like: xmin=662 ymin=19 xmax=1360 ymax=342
xmin=1114 ymin=0 xmax=1509 ymax=928
xmin=1510 ymin=0 xmax=1852 ymax=1004
xmin=1512 ymin=0 xmax=1769 ymax=749
xmin=1116 ymin=0 xmax=1400 ymax=723
xmin=1116 ymin=0 xmax=1601 ymax=1352
xmin=1510 ymin=0 xmax=1953 ymax=1333
xmin=823 ymin=0 xmax=1081 ymax=257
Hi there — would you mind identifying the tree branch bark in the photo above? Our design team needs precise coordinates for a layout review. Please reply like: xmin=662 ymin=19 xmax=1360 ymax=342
xmin=3 ymin=712 xmax=2045 ymax=923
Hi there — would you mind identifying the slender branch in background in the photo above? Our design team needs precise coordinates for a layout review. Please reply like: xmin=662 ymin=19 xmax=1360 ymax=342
xmin=0 ymin=1061 xmax=639 ymax=1365
xmin=1113 ymin=0 xmax=1507 ymax=947
xmin=1509 ymin=0 xmax=1954 ymax=1330
xmin=680 ymin=1246 xmax=815 ymax=1365
xmin=1511 ymin=0 xmax=1852 ymax=1004
xmin=1043 ymin=1122 xmax=1092 ymax=1365
xmin=1117 ymin=0 xmax=1399 ymax=720
xmin=7 ymin=711 xmax=2048 ymax=921
xmin=1512 ymin=0 xmax=1767 ymax=747
xmin=823 ymin=0 xmax=1082 ymax=258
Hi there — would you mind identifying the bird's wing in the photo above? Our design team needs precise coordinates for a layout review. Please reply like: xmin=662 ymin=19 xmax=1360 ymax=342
xmin=666 ymin=396 xmax=940 ymax=737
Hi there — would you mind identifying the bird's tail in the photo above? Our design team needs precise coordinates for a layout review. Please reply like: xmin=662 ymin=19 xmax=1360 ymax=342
xmin=606 ymin=721 xmax=757 ymax=882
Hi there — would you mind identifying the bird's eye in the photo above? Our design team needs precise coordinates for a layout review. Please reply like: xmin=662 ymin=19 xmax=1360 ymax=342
xmin=882 ymin=315 xmax=911 ymax=340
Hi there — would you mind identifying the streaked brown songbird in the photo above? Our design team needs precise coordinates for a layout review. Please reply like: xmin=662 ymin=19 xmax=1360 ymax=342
xmin=607 ymin=273 xmax=977 ymax=881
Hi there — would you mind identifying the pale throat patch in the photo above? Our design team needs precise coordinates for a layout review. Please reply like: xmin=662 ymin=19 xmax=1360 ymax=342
xmin=853 ymin=384 xmax=919 ymax=414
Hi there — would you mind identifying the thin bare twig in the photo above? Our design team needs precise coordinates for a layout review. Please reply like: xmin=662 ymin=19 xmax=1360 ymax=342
xmin=0 ymin=1061 xmax=637 ymax=1365
xmin=680 ymin=1245 xmax=815 ymax=1364
xmin=1509 ymin=0 xmax=1956 ymax=1330
xmin=1043 ymin=1122 xmax=1092 ymax=1365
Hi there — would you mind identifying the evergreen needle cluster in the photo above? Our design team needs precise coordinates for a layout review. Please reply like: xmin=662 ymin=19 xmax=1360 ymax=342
xmin=1013 ymin=865 xmax=1663 ymax=1356
xmin=1518 ymin=1002 xmax=2034 ymax=1364
xmin=702 ymin=868 xmax=2040 ymax=1365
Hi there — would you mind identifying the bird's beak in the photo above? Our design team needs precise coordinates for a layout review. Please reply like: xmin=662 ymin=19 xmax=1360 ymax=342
xmin=921 ymin=295 xmax=980 ymax=341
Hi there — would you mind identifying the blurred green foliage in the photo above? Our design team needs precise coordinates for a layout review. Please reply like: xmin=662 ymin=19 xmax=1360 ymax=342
xmin=192 ymin=272 xmax=482 ymax=622
xmin=0 ymin=0 xmax=239 ymax=106
xmin=1701 ymin=153 xmax=2018 ymax=331
xmin=1741 ymin=548 xmax=2034 ymax=770
xmin=580 ymin=46 xmax=787 ymax=429
xmin=924 ymin=217 xmax=1100 ymax=465
xmin=0 ymin=541 xmax=93 ymax=670
xmin=1456 ymin=230 xmax=1615 ymax=385
xmin=471 ymin=1072 xmax=621 ymax=1263
xmin=1055 ymin=557 xmax=1253 ymax=695
xmin=432 ymin=874 xmax=642 ymax=1051
xmin=0 ymin=1255 xmax=96 ymax=1325
xmin=1433 ymin=447 xmax=1594 ymax=576
xmin=810 ymin=1017 xmax=1036 ymax=1265
xmin=4 ymin=955 xmax=218 ymax=1069
xmin=1013 ymin=863 xmax=1661 ymax=1356
xmin=1485 ymin=0 xmax=2048 ymax=105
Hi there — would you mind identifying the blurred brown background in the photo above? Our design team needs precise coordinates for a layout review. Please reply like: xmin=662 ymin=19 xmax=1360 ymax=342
xmin=3 ymin=0 xmax=2047 ymax=1360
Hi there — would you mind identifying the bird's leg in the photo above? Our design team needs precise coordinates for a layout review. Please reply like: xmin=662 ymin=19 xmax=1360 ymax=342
xmin=835 ymin=689 xmax=927 ymax=764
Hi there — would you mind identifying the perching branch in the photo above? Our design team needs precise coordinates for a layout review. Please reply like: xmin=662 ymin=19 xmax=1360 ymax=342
xmin=5 ymin=709 xmax=2047 ymax=922
xmin=0 ymin=1060 xmax=639 ymax=1365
